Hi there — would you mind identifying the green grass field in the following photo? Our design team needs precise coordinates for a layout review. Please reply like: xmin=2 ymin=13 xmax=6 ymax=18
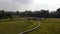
xmin=0 ymin=19 xmax=37 ymax=34
xmin=0 ymin=18 xmax=60 ymax=34
xmin=27 ymin=18 xmax=60 ymax=34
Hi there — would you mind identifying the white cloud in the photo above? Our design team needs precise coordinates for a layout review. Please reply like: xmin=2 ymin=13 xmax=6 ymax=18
xmin=0 ymin=0 xmax=60 ymax=12
xmin=0 ymin=0 xmax=19 ymax=11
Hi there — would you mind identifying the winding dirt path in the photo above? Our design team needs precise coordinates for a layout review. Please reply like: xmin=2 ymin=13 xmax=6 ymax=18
xmin=19 ymin=21 xmax=40 ymax=34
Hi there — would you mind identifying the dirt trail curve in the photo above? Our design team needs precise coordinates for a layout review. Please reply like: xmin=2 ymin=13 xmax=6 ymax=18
xmin=19 ymin=21 xmax=40 ymax=34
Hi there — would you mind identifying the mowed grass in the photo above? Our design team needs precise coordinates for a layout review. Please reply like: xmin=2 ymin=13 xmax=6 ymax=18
xmin=0 ymin=19 xmax=37 ymax=34
xmin=27 ymin=18 xmax=60 ymax=34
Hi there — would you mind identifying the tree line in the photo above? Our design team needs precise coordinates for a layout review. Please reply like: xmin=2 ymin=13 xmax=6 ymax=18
xmin=0 ymin=8 xmax=60 ymax=19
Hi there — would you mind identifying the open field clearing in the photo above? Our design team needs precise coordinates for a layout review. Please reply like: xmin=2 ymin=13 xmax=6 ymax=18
xmin=0 ymin=19 xmax=37 ymax=34
xmin=27 ymin=18 xmax=60 ymax=34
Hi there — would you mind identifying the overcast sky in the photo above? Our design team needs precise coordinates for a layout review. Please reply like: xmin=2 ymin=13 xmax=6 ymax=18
xmin=0 ymin=0 xmax=60 ymax=12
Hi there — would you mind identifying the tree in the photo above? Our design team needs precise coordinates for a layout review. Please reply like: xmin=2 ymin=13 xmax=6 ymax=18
xmin=0 ymin=10 xmax=5 ymax=19
xmin=56 ymin=8 xmax=60 ymax=18
xmin=39 ymin=10 xmax=49 ymax=18
xmin=5 ymin=13 xmax=13 ymax=19
xmin=16 ymin=10 xmax=19 ymax=15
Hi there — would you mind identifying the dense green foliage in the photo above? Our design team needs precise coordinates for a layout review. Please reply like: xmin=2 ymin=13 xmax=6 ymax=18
xmin=0 ymin=8 xmax=60 ymax=19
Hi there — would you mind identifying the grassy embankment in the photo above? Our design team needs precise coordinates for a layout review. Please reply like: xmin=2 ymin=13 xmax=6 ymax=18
xmin=27 ymin=18 xmax=60 ymax=34
xmin=0 ymin=19 xmax=38 ymax=34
